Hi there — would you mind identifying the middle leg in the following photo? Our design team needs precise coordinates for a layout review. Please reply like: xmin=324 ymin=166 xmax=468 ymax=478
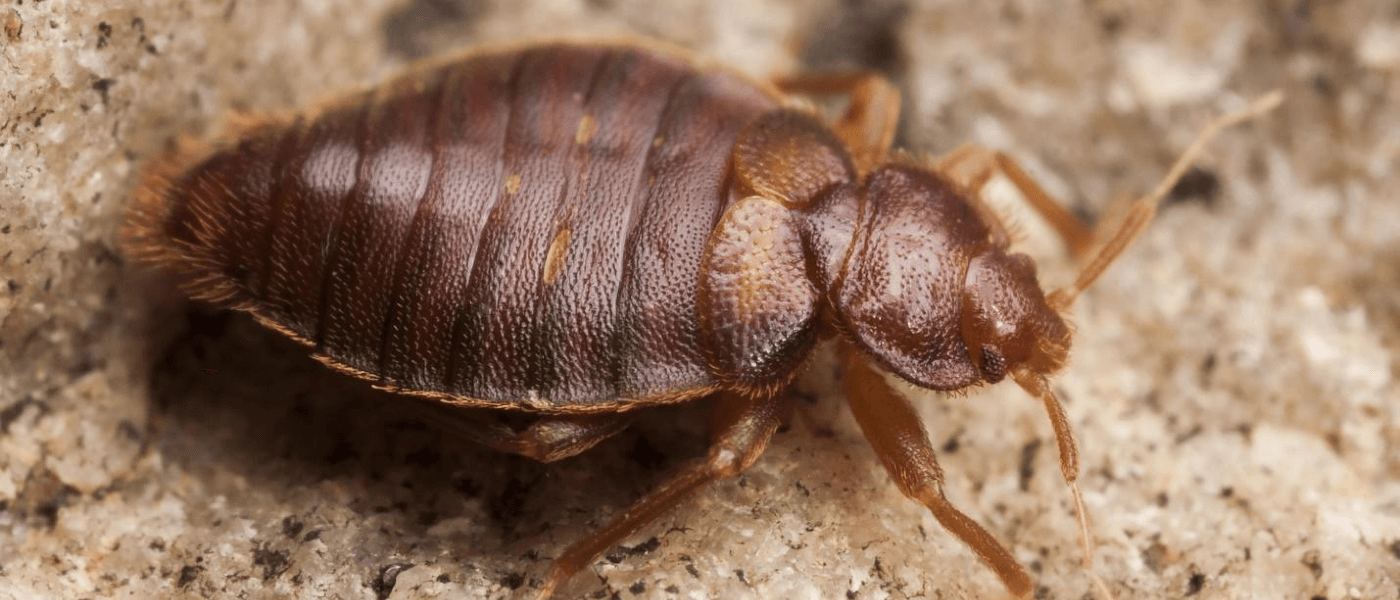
xmin=774 ymin=72 xmax=901 ymax=174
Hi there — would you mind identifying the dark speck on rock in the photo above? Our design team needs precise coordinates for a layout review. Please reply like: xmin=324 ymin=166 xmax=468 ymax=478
xmin=252 ymin=544 xmax=290 ymax=581
xmin=607 ymin=536 xmax=660 ymax=564
xmin=176 ymin=565 xmax=203 ymax=588
xmin=281 ymin=516 xmax=304 ymax=539
xmin=372 ymin=563 xmax=415 ymax=600
xmin=1164 ymin=167 xmax=1221 ymax=208
xmin=91 ymin=78 xmax=115 ymax=104
xmin=1018 ymin=438 xmax=1041 ymax=492
xmin=500 ymin=571 xmax=525 ymax=590
xmin=1186 ymin=572 xmax=1205 ymax=596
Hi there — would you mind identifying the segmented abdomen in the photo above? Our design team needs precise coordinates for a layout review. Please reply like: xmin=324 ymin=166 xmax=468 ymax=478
xmin=133 ymin=43 xmax=781 ymax=410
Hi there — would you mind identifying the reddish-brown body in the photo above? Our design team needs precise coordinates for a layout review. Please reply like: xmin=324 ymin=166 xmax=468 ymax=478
xmin=139 ymin=43 xmax=797 ymax=410
xmin=129 ymin=39 xmax=1278 ymax=599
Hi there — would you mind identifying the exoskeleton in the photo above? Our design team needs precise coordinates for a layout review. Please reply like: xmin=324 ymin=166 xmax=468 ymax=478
xmin=127 ymin=39 xmax=1280 ymax=598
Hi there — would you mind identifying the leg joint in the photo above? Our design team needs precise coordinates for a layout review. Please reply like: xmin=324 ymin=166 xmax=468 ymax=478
xmin=705 ymin=446 xmax=750 ymax=479
xmin=706 ymin=447 xmax=742 ymax=478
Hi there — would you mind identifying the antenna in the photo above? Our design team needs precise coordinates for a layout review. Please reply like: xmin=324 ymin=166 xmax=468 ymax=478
xmin=1048 ymin=90 xmax=1284 ymax=312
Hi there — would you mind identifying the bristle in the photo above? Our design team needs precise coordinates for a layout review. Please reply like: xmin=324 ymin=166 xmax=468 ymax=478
xmin=122 ymin=135 xmax=212 ymax=267
xmin=123 ymin=133 xmax=252 ymax=307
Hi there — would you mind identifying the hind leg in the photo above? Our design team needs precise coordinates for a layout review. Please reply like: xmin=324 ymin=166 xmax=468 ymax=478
xmin=528 ymin=391 xmax=784 ymax=599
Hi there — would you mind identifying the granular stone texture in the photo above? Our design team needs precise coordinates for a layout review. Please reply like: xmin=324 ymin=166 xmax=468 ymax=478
xmin=2 ymin=1 xmax=1397 ymax=599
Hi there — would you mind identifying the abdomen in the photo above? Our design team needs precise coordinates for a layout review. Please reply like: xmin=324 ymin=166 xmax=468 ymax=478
xmin=128 ymin=42 xmax=782 ymax=411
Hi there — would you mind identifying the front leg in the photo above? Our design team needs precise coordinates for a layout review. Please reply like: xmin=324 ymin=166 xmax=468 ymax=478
xmin=841 ymin=346 xmax=1033 ymax=597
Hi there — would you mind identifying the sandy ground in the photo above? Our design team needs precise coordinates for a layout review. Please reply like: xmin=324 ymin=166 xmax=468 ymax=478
xmin=2 ymin=0 xmax=1398 ymax=598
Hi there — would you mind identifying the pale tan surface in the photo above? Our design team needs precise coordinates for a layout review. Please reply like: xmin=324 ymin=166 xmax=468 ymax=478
xmin=2 ymin=1 xmax=1397 ymax=599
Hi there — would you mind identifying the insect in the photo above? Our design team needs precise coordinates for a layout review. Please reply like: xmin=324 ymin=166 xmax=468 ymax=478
xmin=125 ymin=38 xmax=1280 ymax=598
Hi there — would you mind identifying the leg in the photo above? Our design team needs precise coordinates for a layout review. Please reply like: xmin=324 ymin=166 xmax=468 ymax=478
xmin=935 ymin=145 xmax=1096 ymax=259
xmin=841 ymin=347 xmax=1032 ymax=598
xmin=407 ymin=400 xmax=632 ymax=463
xmin=774 ymin=72 xmax=900 ymax=174
xmin=529 ymin=392 xmax=785 ymax=600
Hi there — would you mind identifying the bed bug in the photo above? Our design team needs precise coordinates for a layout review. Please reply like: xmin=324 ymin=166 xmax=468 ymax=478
xmin=125 ymin=38 xmax=1281 ymax=598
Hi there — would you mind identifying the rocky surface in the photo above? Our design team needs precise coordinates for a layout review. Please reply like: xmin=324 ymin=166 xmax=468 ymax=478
xmin=2 ymin=0 xmax=1397 ymax=599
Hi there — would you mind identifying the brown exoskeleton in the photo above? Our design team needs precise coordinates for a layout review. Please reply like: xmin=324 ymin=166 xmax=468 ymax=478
xmin=125 ymin=39 xmax=1280 ymax=598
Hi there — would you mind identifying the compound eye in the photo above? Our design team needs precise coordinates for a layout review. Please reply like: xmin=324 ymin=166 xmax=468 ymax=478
xmin=980 ymin=346 xmax=1007 ymax=383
